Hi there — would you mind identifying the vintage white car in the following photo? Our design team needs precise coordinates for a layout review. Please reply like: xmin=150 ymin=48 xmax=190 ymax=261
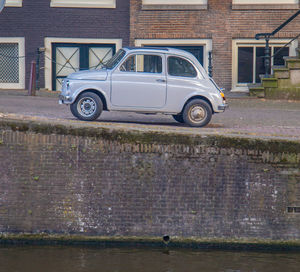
xmin=59 ymin=47 xmax=227 ymax=127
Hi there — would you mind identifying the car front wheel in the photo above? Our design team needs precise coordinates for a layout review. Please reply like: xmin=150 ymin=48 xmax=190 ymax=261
xmin=70 ymin=92 xmax=103 ymax=121
xmin=182 ymin=99 xmax=212 ymax=127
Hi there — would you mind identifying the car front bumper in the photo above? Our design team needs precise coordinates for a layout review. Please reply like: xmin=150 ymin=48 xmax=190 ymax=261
xmin=59 ymin=94 xmax=72 ymax=105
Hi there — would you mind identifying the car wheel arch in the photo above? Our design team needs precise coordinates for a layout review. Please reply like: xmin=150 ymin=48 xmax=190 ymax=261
xmin=75 ymin=89 xmax=108 ymax=111
xmin=182 ymin=95 xmax=214 ymax=114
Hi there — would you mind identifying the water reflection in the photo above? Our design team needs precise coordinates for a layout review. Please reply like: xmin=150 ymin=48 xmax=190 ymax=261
xmin=0 ymin=245 xmax=300 ymax=272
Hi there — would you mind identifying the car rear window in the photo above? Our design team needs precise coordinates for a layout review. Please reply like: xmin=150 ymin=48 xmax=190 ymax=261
xmin=168 ymin=56 xmax=197 ymax=78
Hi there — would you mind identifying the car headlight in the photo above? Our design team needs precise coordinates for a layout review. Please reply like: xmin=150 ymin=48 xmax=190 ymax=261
xmin=64 ymin=80 xmax=70 ymax=95
xmin=64 ymin=79 xmax=69 ymax=89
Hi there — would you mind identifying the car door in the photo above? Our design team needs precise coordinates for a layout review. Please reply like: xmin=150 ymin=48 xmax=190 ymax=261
xmin=165 ymin=55 xmax=207 ymax=111
xmin=111 ymin=53 xmax=167 ymax=109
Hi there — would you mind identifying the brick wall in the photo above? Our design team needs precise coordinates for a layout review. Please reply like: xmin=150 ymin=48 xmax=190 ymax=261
xmin=130 ymin=0 xmax=300 ymax=90
xmin=0 ymin=0 xmax=130 ymax=89
xmin=0 ymin=121 xmax=300 ymax=242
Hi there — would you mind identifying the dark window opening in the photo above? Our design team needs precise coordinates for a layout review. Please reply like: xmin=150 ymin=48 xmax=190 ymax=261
xmin=238 ymin=47 xmax=253 ymax=83
xmin=274 ymin=47 xmax=289 ymax=66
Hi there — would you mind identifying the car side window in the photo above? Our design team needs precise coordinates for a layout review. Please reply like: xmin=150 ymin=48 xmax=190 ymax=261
xmin=120 ymin=55 xmax=136 ymax=72
xmin=120 ymin=54 xmax=162 ymax=73
xmin=168 ymin=56 xmax=197 ymax=78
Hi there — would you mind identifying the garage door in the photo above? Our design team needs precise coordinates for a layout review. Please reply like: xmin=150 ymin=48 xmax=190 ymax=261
xmin=52 ymin=43 xmax=115 ymax=90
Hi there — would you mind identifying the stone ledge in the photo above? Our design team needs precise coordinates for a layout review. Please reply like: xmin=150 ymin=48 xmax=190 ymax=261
xmin=0 ymin=117 xmax=300 ymax=155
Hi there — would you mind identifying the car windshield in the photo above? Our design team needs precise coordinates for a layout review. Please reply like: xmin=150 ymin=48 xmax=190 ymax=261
xmin=105 ymin=49 xmax=126 ymax=69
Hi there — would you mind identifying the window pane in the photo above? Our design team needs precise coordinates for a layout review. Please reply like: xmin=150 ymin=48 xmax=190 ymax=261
xmin=168 ymin=56 xmax=197 ymax=77
xmin=274 ymin=47 xmax=289 ymax=66
xmin=120 ymin=55 xmax=136 ymax=72
xmin=0 ymin=43 xmax=19 ymax=83
xmin=120 ymin=54 xmax=162 ymax=73
xmin=56 ymin=47 xmax=80 ymax=76
xmin=137 ymin=55 xmax=162 ymax=73
xmin=89 ymin=47 xmax=113 ymax=69
xmin=106 ymin=49 xmax=125 ymax=69
xmin=255 ymin=47 xmax=266 ymax=83
xmin=238 ymin=47 xmax=253 ymax=83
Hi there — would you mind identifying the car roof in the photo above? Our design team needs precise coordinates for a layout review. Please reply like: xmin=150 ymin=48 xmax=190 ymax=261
xmin=123 ymin=46 xmax=192 ymax=57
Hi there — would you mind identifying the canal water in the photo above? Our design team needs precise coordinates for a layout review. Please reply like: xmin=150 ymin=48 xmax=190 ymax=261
xmin=1 ymin=245 xmax=300 ymax=272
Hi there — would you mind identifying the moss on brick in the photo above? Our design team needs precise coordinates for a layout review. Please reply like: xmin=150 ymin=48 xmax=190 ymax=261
xmin=0 ymin=118 xmax=300 ymax=155
xmin=265 ymin=87 xmax=300 ymax=100
xmin=262 ymin=78 xmax=278 ymax=88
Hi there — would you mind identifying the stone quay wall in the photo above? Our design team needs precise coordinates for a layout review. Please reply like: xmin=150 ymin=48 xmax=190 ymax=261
xmin=0 ymin=119 xmax=300 ymax=247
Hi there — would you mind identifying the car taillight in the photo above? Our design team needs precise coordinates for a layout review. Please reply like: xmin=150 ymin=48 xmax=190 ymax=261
xmin=220 ymin=92 xmax=226 ymax=100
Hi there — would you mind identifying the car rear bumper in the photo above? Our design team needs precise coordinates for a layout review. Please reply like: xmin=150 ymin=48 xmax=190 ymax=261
xmin=218 ymin=103 xmax=228 ymax=111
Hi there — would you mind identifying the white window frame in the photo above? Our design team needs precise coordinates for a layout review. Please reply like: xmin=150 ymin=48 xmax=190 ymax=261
xmin=44 ymin=37 xmax=122 ymax=91
xmin=232 ymin=39 xmax=298 ymax=92
xmin=0 ymin=37 xmax=25 ymax=89
xmin=50 ymin=0 xmax=116 ymax=8
xmin=142 ymin=0 xmax=207 ymax=10
xmin=5 ymin=0 xmax=22 ymax=7
xmin=135 ymin=39 xmax=212 ymax=73
xmin=232 ymin=0 xmax=299 ymax=9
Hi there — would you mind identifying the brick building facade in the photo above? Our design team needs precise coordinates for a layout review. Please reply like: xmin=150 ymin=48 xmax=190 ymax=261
xmin=131 ymin=0 xmax=300 ymax=91
xmin=0 ymin=0 xmax=129 ymax=91
xmin=0 ymin=0 xmax=299 ymax=92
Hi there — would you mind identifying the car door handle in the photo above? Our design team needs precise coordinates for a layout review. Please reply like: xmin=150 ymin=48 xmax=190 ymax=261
xmin=156 ymin=79 xmax=166 ymax=83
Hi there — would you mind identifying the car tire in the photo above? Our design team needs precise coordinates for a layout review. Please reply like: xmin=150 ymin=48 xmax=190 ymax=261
xmin=172 ymin=114 xmax=184 ymax=123
xmin=182 ymin=99 xmax=212 ymax=127
xmin=70 ymin=92 xmax=103 ymax=121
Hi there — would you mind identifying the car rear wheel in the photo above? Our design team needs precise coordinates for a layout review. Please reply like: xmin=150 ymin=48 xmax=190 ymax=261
xmin=182 ymin=99 xmax=212 ymax=127
xmin=70 ymin=92 xmax=103 ymax=121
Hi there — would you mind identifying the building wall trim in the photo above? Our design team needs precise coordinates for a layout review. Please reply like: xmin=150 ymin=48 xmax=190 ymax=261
xmin=50 ymin=0 xmax=116 ymax=9
xmin=5 ymin=0 xmax=22 ymax=7
xmin=0 ymin=37 xmax=25 ymax=89
xmin=232 ymin=0 xmax=299 ymax=9
xmin=142 ymin=0 xmax=207 ymax=9
xmin=142 ymin=4 xmax=207 ymax=10
xmin=232 ymin=4 xmax=299 ymax=10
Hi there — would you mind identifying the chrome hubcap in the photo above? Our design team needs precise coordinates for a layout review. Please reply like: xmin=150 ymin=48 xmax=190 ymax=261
xmin=78 ymin=97 xmax=96 ymax=117
xmin=189 ymin=105 xmax=206 ymax=123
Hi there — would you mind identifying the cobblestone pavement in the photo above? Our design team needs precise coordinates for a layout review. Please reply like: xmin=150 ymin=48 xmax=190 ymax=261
xmin=0 ymin=90 xmax=299 ymax=141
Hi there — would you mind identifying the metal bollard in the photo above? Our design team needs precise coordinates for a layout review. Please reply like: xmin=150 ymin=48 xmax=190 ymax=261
xmin=28 ymin=60 xmax=37 ymax=96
